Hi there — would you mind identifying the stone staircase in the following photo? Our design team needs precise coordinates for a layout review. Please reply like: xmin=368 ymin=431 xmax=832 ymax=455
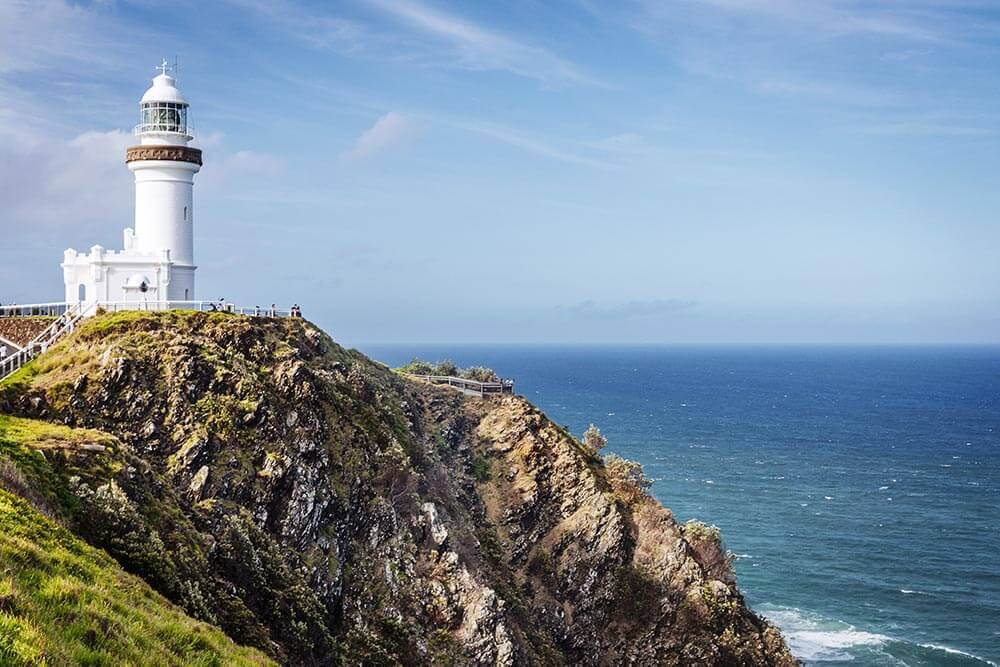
xmin=0 ymin=303 xmax=86 ymax=382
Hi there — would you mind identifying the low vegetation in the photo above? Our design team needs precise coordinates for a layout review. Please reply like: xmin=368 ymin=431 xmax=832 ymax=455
xmin=396 ymin=358 xmax=500 ymax=382
xmin=0 ymin=488 xmax=271 ymax=666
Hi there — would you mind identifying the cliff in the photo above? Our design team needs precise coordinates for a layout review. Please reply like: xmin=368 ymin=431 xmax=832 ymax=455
xmin=0 ymin=311 xmax=795 ymax=665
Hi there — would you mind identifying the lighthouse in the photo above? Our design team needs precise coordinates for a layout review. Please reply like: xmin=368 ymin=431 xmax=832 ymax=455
xmin=62 ymin=61 xmax=203 ymax=304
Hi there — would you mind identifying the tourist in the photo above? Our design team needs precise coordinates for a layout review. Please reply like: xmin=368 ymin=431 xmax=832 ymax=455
xmin=270 ymin=303 xmax=276 ymax=317
xmin=254 ymin=305 xmax=261 ymax=317
xmin=0 ymin=344 xmax=7 ymax=359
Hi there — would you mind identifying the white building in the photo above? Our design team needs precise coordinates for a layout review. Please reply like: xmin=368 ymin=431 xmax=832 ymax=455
xmin=62 ymin=62 xmax=203 ymax=305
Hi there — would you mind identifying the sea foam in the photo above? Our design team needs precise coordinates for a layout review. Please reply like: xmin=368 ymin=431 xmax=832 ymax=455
xmin=759 ymin=606 xmax=888 ymax=662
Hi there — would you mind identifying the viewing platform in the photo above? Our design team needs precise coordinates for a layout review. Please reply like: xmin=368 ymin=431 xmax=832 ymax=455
xmin=405 ymin=374 xmax=515 ymax=398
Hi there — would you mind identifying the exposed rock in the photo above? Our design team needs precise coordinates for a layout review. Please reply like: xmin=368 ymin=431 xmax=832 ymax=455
xmin=0 ymin=311 xmax=796 ymax=665
xmin=190 ymin=465 xmax=209 ymax=501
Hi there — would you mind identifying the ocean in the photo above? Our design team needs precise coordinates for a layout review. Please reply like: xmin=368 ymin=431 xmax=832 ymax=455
xmin=359 ymin=344 xmax=1000 ymax=666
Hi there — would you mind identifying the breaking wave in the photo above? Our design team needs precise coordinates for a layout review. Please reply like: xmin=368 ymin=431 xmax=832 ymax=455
xmin=758 ymin=605 xmax=998 ymax=665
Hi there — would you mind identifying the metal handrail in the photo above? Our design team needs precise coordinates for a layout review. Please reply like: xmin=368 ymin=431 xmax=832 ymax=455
xmin=93 ymin=301 xmax=293 ymax=317
xmin=0 ymin=303 xmax=72 ymax=318
xmin=406 ymin=374 xmax=515 ymax=396
xmin=1 ymin=301 xmax=296 ymax=318
xmin=1 ymin=302 xmax=85 ymax=380
xmin=133 ymin=123 xmax=193 ymax=138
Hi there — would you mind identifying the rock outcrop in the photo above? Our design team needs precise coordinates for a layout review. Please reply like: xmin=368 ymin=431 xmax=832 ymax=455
xmin=0 ymin=311 xmax=796 ymax=665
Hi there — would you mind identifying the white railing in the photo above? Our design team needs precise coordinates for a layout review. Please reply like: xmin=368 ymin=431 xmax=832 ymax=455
xmin=0 ymin=303 xmax=85 ymax=381
xmin=0 ymin=301 xmax=298 ymax=319
xmin=92 ymin=301 xmax=294 ymax=317
xmin=406 ymin=374 xmax=514 ymax=397
xmin=0 ymin=303 xmax=73 ymax=318
xmin=133 ymin=124 xmax=193 ymax=138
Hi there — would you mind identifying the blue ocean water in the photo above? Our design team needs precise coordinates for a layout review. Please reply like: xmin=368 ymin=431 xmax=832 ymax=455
xmin=360 ymin=344 xmax=1000 ymax=666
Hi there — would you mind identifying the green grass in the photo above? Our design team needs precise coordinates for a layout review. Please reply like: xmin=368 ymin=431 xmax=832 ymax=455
xmin=0 ymin=488 xmax=273 ymax=666
xmin=0 ymin=415 xmax=117 ymax=452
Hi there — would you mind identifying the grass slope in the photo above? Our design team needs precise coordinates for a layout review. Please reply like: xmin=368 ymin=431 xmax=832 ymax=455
xmin=0 ymin=414 xmax=273 ymax=666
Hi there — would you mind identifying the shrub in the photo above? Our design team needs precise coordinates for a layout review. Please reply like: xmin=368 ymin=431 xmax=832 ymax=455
xmin=582 ymin=424 xmax=607 ymax=453
xmin=604 ymin=454 xmax=652 ymax=505
xmin=471 ymin=455 xmax=491 ymax=482
xmin=397 ymin=359 xmax=499 ymax=382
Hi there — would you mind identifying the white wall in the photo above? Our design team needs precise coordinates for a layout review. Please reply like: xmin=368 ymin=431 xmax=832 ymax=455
xmin=128 ymin=160 xmax=199 ymax=267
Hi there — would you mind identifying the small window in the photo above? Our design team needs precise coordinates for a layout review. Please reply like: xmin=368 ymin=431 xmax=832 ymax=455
xmin=78 ymin=284 xmax=86 ymax=301
xmin=183 ymin=206 xmax=187 ymax=221
xmin=184 ymin=289 xmax=189 ymax=300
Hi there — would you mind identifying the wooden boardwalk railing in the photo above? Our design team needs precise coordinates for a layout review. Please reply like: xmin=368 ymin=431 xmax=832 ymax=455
xmin=406 ymin=374 xmax=514 ymax=398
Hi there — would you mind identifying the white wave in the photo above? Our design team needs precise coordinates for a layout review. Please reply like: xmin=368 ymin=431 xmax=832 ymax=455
xmin=899 ymin=589 xmax=925 ymax=595
xmin=824 ymin=496 xmax=834 ymax=500
xmin=919 ymin=643 xmax=999 ymax=666
xmin=759 ymin=606 xmax=888 ymax=662
xmin=760 ymin=605 xmax=1000 ymax=666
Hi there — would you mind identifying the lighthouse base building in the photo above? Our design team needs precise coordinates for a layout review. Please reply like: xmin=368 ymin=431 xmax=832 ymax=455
xmin=62 ymin=63 xmax=202 ymax=305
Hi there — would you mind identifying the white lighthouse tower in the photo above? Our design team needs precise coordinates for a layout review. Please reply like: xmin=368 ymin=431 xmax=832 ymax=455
xmin=62 ymin=61 xmax=203 ymax=304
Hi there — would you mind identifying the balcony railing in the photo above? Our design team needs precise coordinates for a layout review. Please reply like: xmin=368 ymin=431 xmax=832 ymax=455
xmin=134 ymin=123 xmax=193 ymax=137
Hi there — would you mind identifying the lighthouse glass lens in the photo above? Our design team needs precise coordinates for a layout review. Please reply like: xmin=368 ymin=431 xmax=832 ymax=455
xmin=140 ymin=103 xmax=187 ymax=133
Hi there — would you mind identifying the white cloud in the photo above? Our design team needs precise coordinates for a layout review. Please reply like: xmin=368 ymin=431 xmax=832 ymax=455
xmin=0 ymin=0 xmax=104 ymax=74
xmin=2 ymin=129 xmax=133 ymax=231
xmin=586 ymin=133 xmax=649 ymax=155
xmin=682 ymin=0 xmax=942 ymax=42
xmin=462 ymin=122 xmax=612 ymax=169
xmin=346 ymin=112 xmax=418 ymax=160
xmin=364 ymin=0 xmax=603 ymax=86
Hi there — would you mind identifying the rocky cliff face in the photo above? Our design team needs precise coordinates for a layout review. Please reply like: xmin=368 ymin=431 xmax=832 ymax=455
xmin=0 ymin=311 xmax=795 ymax=665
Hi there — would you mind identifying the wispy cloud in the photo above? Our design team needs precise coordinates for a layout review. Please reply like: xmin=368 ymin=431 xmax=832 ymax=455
xmin=225 ymin=0 xmax=601 ymax=87
xmin=364 ymin=0 xmax=603 ymax=86
xmin=461 ymin=122 xmax=612 ymax=168
xmin=345 ymin=111 xmax=420 ymax=161
xmin=221 ymin=0 xmax=377 ymax=53
xmin=753 ymin=78 xmax=903 ymax=107
xmin=585 ymin=132 xmax=650 ymax=155
xmin=680 ymin=0 xmax=943 ymax=42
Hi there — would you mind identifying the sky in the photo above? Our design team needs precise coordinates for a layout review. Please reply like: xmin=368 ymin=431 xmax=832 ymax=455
xmin=2 ymin=0 xmax=999 ymax=344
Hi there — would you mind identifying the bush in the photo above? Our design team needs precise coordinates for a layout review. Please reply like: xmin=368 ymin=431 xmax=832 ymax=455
xmin=582 ymin=424 xmax=607 ymax=453
xmin=604 ymin=454 xmax=652 ymax=505
xmin=397 ymin=359 xmax=499 ymax=382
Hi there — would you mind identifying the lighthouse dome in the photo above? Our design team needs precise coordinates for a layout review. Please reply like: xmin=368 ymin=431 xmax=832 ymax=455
xmin=136 ymin=63 xmax=191 ymax=142
xmin=141 ymin=73 xmax=187 ymax=104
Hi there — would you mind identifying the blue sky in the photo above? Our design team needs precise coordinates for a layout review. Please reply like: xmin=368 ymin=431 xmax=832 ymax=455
xmin=2 ymin=0 xmax=999 ymax=343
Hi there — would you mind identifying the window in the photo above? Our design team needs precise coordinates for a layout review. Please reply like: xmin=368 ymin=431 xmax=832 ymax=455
xmin=77 ymin=284 xmax=86 ymax=302
xmin=139 ymin=102 xmax=188 ymax=134
xmin=184 ymin=289 xmax=189 ymax=300
xmin=183 ymin=206 xmax=187 ymax=221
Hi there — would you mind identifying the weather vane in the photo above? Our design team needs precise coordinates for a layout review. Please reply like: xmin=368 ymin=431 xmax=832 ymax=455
xmin=156 ymin=58 xmax=171 ymax=76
